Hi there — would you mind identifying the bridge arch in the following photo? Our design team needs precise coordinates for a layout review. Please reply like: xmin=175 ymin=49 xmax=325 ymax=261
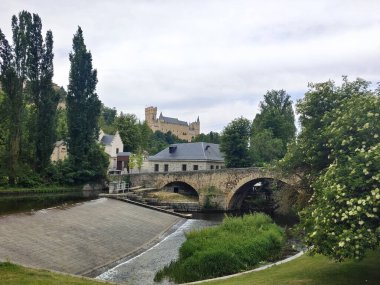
xmin=161 ymin=181 xmax=199 ymax=198
xmin=226 ymin=176 xmax=289 ymax=211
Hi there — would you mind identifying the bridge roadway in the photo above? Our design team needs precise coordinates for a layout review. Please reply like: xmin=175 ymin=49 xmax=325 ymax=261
xmin=0 ymin=198 xmax=182 ymax=276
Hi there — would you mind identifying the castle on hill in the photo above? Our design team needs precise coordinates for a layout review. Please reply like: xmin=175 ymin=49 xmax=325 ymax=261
xmin=145 ymin=106 xmax=200 ymax=142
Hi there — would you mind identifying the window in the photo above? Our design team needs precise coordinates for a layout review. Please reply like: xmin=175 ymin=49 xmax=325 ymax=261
xmin=210 ymin=165 xmax=214 ymax=170
xmin=193 ymin=165 xmax=198 ymax=171
xmin=154 ymin=164 xmax=159 ymax=172
xmin=216 ymin=165 xmax=219 ymax=170
xmin=164 ymin=164 xmax=169 ymax=172
xmin=182 ymin=164 xmax=187 ymax=171
xmin=116 ymin=148 xmax=119 ymax=154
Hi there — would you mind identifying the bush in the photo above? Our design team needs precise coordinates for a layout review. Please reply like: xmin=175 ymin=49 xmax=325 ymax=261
xmin=155 ymin=213 xmax=286 ymax=283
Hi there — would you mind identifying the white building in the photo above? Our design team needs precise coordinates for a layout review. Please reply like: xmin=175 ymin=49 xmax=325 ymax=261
xmin=99 ymin=130 xmax=124 ymax=170
xmin=149 ymin=142 xmax=224 ymax=173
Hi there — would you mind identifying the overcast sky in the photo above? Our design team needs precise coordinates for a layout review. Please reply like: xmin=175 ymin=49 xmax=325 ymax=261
xmin=1 ymin=0 xmax=380 ymax=132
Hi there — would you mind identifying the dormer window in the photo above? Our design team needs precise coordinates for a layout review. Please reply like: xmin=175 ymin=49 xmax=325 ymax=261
xmin=169 ymin=145 xmax=177 ymax=153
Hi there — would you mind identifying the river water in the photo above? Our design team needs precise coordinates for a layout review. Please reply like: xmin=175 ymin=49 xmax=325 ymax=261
xmin=96 ymin=215 xmax=223 ymax=285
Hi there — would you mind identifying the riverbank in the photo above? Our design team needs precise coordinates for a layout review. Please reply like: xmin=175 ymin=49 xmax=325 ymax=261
xmin=195 ymin=249 xmax=380 ymax=285
xmin=2 ymin=249 xmax=379 ymax=285
xmin=0 ymin=198 xmax=182 ymax=275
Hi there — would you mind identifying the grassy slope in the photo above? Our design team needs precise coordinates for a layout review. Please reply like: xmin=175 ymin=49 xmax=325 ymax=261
xmin=0 ymin=262 xmax=115 ymax=285
xmin=203 ymin=250 xmax=380 ymax=285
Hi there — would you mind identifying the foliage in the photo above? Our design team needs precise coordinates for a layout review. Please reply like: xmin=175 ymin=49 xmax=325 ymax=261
xmin=220 ymin=117 xmax=251 ymax=168
xmin=155 ymin=213 xmax=285 ymax=283
xmin=0 ymin=261 xmax=114 ymax=285
xmin=128 ymin=153 xmax=136 ymax=172
xmin=99 ymin=104 xmax=117 ymax=134
xmin=0 ymin=12 xmax=29 ymax=185
xmin=116 ymin=113 xmax=140 ymax=152
xmin=250 ymin=129 xmax=284 ymax=166
xmin=26 ymin=13 xmax=59 ymax=172
xmin=283 ymin=77 xmax=371 ymax=176
xmin=193 ymin=131 xmax=221 ymax=144
xmin=251 ymin=90 xmax=296 ymax=166
xmin=136 ymin=151 xmax=143 ymax=172
xmin=66 ymin=27 xmax=106 ymax=183
xmin=302 ymin=94 xmax=380 ymax=261
xmin=147 ymin=130 xmax=187 ymax=155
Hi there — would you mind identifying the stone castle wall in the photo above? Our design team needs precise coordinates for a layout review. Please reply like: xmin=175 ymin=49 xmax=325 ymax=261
xmin=145 ymin=106 xmax=200 ymax=141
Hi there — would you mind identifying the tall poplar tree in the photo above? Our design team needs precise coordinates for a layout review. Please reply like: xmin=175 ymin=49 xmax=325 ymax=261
xmin=27 ymin=13 xmax=58 ymax=172
xmin=0 ymin=12 xmax=30 ymax=185
xmin=67 ymin=27 xmax=107 ymax=181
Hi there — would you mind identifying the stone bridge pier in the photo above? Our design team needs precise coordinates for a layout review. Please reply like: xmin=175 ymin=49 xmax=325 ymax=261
xmin=127 ymin=168 xmax=297 ymax=211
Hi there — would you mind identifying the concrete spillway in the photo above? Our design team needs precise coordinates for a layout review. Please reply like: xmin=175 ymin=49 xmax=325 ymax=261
xmin=0 ymin=198 xmax=182 ymax=276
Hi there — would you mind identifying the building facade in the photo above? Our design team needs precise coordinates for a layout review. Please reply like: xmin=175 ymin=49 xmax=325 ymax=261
xmin=51 ymin=140 xmax=68 ymax=162
xmin=145 ymin=106 xmax=200 ymax=142
xmin=148 ymin=142 xmax=224 ymax=173
xmin=99 ymin=130 xmax=124 ymax=170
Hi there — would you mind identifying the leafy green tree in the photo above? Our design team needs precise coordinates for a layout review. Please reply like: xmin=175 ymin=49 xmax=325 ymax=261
xmin=303 ymin=93 xmax=380 ymax=261
xmin=138 ymin=121 xmax=153 ymax=151
xmin=251 ymin=90 xmax=296 ymax=166
xmin=56 ymin=108 xmax=68 ymax=141
xmin=220 ymin=117 xmax=251 ymax=168
xmin=66 ymin=27 xmax=105 ymax=182
xmin=128 ymin=153 xmax=136 ymax=172
xmin=136 ymin=151 xmax=143 ymax=172
xmin=147 ymin=130 xmax=187 ymax=155
xmin=250 ymin=129 xmax=283 ymax=166
xmin=193 ymin=131 xmax=221 ymax=144
xmin=99 ymin=104 xmax=117 ymax=134
xmin=285 ymin=78 xmax=371 ymax=176
xmin=116 ymin=113 xmax=140 ymax=152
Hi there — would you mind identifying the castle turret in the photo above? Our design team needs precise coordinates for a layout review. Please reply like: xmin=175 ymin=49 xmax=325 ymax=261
xmin=145 ymin=106 xmax=157 ymax=126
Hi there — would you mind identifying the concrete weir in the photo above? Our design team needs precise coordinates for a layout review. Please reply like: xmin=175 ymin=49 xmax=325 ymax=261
xmin=0 ymin=198 xmax=182 ymax=276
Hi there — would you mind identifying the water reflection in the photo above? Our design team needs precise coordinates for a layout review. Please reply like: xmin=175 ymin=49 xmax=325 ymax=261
xmin=96 ymin=218 xmax=220 ymax=285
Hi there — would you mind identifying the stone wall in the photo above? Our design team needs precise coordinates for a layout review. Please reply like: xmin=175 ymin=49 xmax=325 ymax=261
xmin=128 ymin=168 xmax=298 ymax=211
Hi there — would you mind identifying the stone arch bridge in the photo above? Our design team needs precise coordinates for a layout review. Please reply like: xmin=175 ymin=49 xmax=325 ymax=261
xmin=128 ymin=168 xmax=298 ymax=211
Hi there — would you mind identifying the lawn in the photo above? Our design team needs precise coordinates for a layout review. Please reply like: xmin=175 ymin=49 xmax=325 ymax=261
xmin=201 ymin=250 xmax=380 ymax=285
xmin=0 ymin=262 xmax=116 ymax=285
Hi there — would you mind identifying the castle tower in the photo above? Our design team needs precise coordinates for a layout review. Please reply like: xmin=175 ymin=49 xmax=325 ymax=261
xmin=145 ymin=106 xmax=157 ymax=126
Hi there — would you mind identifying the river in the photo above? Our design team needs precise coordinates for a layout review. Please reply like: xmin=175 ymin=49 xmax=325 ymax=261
xmin=96 ymin=215 xmax=223 ymax=285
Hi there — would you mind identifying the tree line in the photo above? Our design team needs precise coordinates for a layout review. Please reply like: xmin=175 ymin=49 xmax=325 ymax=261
xmin=0 ymin=11 xmax=108 ymax=186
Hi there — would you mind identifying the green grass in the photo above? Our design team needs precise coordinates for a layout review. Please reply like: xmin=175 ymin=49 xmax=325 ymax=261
xmin=0 ymin=185 xmax=82 ymax=193
xmin=155 ymin=213 xmax=286 ymax=283
xmin=202 ymin=250 xmax=380 ymax=285
xmin=0 ymin=262 xmax=115 ymax=285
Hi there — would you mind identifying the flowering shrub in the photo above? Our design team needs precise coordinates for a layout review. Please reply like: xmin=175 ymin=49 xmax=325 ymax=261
xmin=304 ymin=94 xmax=380 ymax=260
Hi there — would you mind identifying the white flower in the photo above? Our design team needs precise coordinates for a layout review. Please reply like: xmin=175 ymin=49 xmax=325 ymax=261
xmin=358 ymin=220 xmax=364 ymax=225
xmin=339 ymin=241 xmax=345 ymax=247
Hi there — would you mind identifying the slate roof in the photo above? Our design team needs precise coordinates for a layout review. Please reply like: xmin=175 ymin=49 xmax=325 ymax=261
xmin=117 ymin=152 xmax=131 ymax=157
xmin=159 ymin=113 xmax=188 ymax=126
xmin=100 ymin=134 xmax=114 ymax=146
xmin=149 ymin=142 xmax=224 ymax=162
xmin=54 ymin=140 xmax=66 ymax=147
